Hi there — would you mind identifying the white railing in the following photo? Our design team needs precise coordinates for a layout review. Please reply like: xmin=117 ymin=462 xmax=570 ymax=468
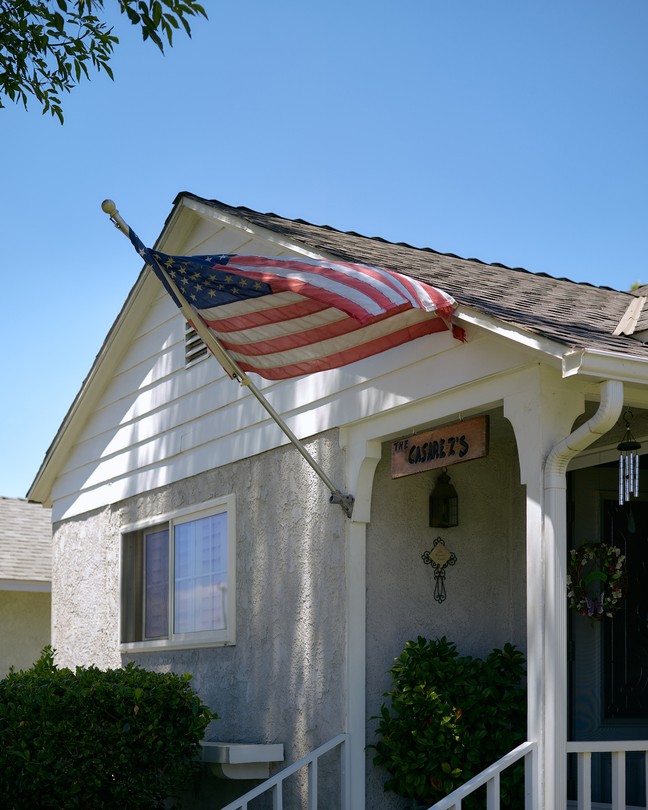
xmin=219 ymin=732 xmax=350 ymax=810
xmin=426 ymin=740 xmax=538 ymax=810
xmin=217 ymin=736 xmax=648 ymax=810
xmin=567 ymin=740 xmax=648 ymax=810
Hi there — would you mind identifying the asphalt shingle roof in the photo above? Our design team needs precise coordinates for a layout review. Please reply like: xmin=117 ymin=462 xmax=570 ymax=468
xmin=0 ymin=498 xmax=51 ymax=583
xmin=182 ymin=194 xmax=648 ymax=360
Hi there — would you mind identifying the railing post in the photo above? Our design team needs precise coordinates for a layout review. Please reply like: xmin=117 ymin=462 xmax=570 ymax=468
xmin=611 ymin=751 xmax=625 ymax=810
xmin=525 ymin=743 xmax=538 ymax=810
xmin=577 ymin=751 xmax=591 ymax=810
xmin=308 ymin=758 xmax=317 ymax=810
xmin=340 ymin=733 xmax=351 ymax=810
xmin=486 ymin=773 xmax=499 ymax=810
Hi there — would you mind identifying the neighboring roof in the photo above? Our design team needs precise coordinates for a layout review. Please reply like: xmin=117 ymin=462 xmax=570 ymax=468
xmin=0 ymin=498 xmax=51 ymax=585
xmin=178 ymin=193 xmax=648 ymax=361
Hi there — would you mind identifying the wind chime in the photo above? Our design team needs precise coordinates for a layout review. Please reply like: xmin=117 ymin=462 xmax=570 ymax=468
xmin=618 ymin=411 xmax=642 ymax=505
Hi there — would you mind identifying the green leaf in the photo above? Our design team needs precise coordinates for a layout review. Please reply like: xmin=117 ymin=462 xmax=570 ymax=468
xmin=584 ymin=570 xmax=608 ymax=584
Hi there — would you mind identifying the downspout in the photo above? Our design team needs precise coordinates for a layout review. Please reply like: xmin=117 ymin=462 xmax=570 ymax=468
xmin=543 ymin=379 xmax=624 ymax=809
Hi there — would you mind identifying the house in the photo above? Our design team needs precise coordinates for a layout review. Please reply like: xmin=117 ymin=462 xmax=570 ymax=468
xmin=27 ymin=192 xmax=648 ymax=809
xmin=0 ymin=497 xmax=51 ymax=676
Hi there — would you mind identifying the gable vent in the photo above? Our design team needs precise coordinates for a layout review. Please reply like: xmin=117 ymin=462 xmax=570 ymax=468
xmin=185 ymin=322 xmax=209 ymax=367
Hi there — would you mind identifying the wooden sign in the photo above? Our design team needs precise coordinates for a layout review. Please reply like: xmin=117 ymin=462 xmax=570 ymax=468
xmin=391 ymin=415 xmax=489 ymax=478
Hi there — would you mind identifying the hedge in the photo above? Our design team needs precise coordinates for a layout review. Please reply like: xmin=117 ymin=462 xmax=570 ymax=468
xmin=373 ymin=636 xmax=526 ymax=809
xmin=0 ymin=647 xmax=216 ymax=809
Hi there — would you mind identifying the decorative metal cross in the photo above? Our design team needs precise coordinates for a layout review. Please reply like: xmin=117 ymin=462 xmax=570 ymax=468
xmin=422 ymin=537 xmax=457 ymax=603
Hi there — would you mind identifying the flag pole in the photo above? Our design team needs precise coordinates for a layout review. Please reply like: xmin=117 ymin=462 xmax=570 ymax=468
xmin=101 ymin=200 xmax=355 ymax=518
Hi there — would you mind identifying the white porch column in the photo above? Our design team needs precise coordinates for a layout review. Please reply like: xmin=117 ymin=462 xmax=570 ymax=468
xmin=342 ymin=436 xmax=382 ymax=810
xmin=543 ymin=380 xmax=623 ymax=809
xmin=504 ymin=370 xmax=586 ymax=810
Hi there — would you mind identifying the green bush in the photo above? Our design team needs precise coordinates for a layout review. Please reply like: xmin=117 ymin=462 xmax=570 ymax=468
xmin=0 ymin=647 xmax=216 ymax=809
xmin=373 ymin=636 xmax=526 ymax=809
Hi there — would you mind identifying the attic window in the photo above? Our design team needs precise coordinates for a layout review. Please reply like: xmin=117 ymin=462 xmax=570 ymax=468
xmin=185 ymin=322 xmax=208 ymax=366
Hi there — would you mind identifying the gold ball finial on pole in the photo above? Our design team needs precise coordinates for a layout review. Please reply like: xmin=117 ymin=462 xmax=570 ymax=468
xmin=101 ymin=199 xmax=129 ymax=236
xmin=101 ymin=199 xmax=117 ymax=215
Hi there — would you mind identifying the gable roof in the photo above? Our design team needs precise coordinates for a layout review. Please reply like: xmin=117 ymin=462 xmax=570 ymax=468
xmin=0 ymin=498 xmax=51 ymax=588
xmin=178 ymin=193 xmax=647 ymax=361
xmin=27 ymin=193 xmax=648 ymax=509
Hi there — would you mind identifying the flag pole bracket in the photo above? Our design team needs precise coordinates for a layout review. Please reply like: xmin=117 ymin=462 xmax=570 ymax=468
xmin=330 ymin=491 xmax=355 ymax=519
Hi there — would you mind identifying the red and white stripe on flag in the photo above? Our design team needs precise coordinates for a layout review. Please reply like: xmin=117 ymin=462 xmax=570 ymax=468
xmin=192 ymin=256 xmax=459 ymax=380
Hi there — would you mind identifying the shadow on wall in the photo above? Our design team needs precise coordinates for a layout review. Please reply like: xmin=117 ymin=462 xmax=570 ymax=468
xmin=121 ymin=431 xmax=347 ymax=809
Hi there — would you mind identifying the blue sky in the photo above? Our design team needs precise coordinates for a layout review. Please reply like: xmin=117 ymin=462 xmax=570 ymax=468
xmin=2 ymin=0 xmax=648 ymax=499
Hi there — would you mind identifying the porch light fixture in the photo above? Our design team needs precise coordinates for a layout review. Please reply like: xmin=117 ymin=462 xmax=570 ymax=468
xmin=618 ymin=410 xmax=641 ymax=505
xmin=429 ymin=469 xmax=459 ymax=528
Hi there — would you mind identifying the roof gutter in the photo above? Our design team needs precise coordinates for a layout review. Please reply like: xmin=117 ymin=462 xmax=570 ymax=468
xmin=542 ymin=378 xmax=624 ymax=809
xmin=563 ymin=349 xmax=648 ymax=383
xmin=455 ymin=309 xmax=648 ymax=385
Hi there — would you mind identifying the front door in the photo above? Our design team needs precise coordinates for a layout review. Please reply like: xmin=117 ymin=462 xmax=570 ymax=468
xmin=569 ymin=464 xmax=648 ymax=806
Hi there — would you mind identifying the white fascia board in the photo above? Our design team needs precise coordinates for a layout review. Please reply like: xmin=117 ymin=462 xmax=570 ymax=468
xmin=457 ymin=308 xmax=648 ymax=386
xmin=27 ymin=266 xmax=161 ymax=506
xmin=178 ymin=196 xmax=348 ymax=263
xmin=154 ymin=203 xmax=199 ymax=254
xmin=454 ymin=307 xmax=566 ymax=363
xmin=562 ymin=349 xmax=648 ymax=384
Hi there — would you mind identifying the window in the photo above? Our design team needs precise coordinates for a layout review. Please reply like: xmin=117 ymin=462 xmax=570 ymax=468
xmin=120 ymin=496 xmax=235 ymax=650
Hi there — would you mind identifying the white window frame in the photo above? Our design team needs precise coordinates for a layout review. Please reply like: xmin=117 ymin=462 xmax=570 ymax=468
xmin=119 ymin=495 xmax=236 ymax=652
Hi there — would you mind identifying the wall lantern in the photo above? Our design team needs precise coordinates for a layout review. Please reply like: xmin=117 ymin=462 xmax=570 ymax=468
xmin=429 ymin=469 xmax=459 ymax=528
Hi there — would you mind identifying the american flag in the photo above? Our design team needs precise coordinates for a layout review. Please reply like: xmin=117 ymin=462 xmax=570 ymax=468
xmin=130 ymin=230 xmax=460 ymax=380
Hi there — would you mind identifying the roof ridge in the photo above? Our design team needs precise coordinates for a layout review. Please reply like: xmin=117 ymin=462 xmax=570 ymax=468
xmin=177 ymin=192 xmax=628 ymax=297
xmin=614 ymin=294 xmax=648 ymax=336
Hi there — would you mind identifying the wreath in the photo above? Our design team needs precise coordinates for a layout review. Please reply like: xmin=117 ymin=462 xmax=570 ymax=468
xmin=567 ymin=542 xmax=626 ymax=620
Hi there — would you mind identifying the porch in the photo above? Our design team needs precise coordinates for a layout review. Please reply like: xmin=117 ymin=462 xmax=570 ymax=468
xmin=214 ymin=379 xmax=648 ymax=810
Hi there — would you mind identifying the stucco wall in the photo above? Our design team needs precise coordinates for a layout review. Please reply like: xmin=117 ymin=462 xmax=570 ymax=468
xmin=0 ymin=590 xmax=51 ymax=676
xmin=52 ymin=408 xmax=527 ymax=807
xmin=52 ymin=429 xmax=347 ymax=785
xmin=365 ymin=410 xmax=527 ymax=809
